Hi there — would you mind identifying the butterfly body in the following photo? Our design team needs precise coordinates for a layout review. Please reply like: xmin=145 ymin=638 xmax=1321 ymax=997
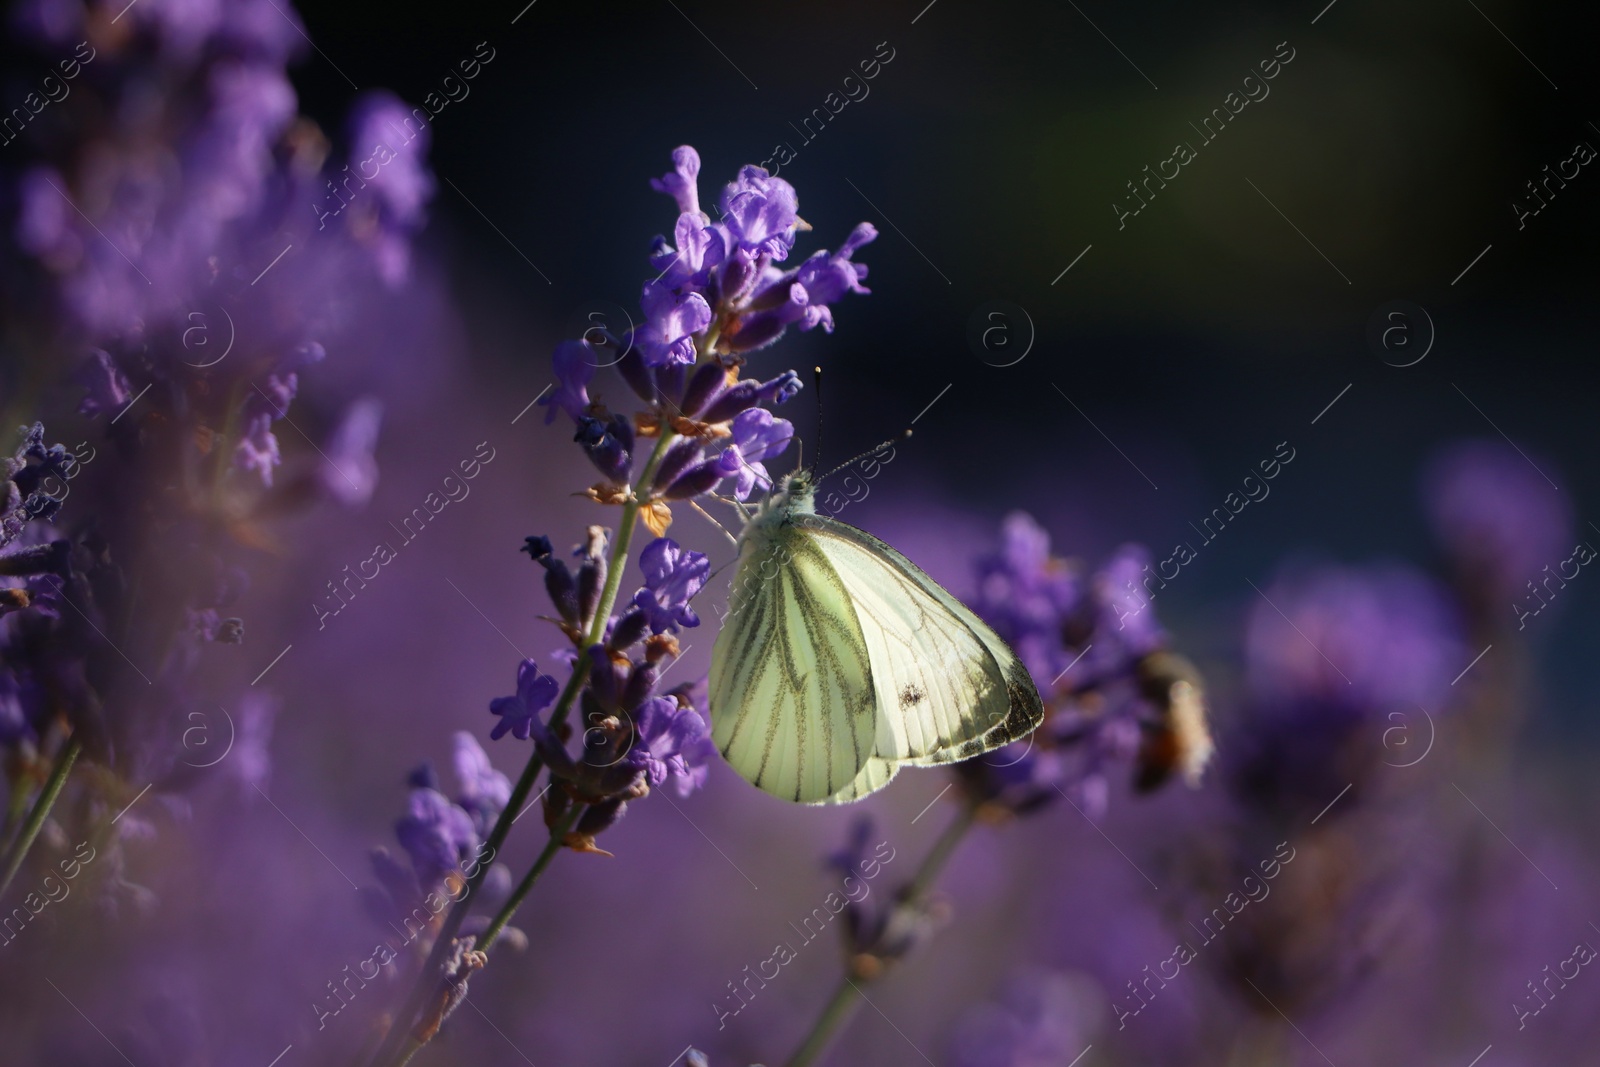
xmin=709 ymin=471 xmax=1044 ymax=804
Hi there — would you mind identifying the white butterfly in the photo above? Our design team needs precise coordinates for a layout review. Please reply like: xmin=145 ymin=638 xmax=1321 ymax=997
xmin=708 ymin=469 xmax=1044 ymax=804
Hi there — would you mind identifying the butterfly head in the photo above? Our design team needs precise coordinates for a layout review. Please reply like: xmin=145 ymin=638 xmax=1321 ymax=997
xmin=748 ymin=468 xmax=815 ymax=532
xmin=781 ymin=469 xmax=816 ymax=503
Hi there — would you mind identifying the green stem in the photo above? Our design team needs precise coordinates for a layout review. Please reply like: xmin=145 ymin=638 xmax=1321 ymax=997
xmin=783 ymin=800 xmax=979 ymax=1067
xmin=584 ymin=427 xmax=679 ymax=643
xmin=366 ymin=429 xmax=678 ymax=1067
xmin=387 ymin=805 xmax=587 ymax=1067
xmin=478 ymin=804 xmax=585 ymax=952
xmin=0 ymin=735 xmax=81 ymax=901
xmin=784 ymin=975 xmax=863 ymax=1067
xmin=2 ymin=771 xmax=32 ymax=849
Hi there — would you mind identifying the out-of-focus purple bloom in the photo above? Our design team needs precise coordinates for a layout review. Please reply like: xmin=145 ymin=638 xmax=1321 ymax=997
xmin=971 ymin=512 xmax=1082 ymax=688
xmin=319 ymin=398 xmax=383 ymax=505
xmin=452 ymin=731 xmax=510 ymax=836
xmin=395 ymin=776 xmax=479 ymax=887
xmin=632 ymin=537 xmax=709 ymax=633
xmin=1423 ymin=439 xmax=1574 ymax=609
xmin=489 ymin=658 xmax=562 ymax=741
xmin=343 ymin=92 xmax=434 ymax=284
xmin=232 ymin=413 xmax=282 ymax=487
xmin=961 ymin=512 xmax=1206 ymax=818
xmin=715 ymin=408 xmax=794 ymax=500
xmin=634 ymin=695 xmax=715 ymax=796
xmin=1232 ymin=560 xmax=1464 ymax=814
xmin=1082 ymin=544 xmax=1166 ymax=676
xmin=955 ymin=740 xmax=1064 ymax=816
xmin=75 ymin=349 xmax=132 ymax=417
xmin=224 ymin=692 xmax=276 ymax=794
xmin=949 ymin=969 xmax=1102 ymax=1067
xmin=1245 ymin=561 xmax=1464 ymax=717
xmin=541 ymin=339 xmax=597 ymax=424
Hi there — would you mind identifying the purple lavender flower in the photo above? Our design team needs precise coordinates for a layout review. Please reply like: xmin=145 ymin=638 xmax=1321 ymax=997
xmin=1233 ymin=560 xmax=1465 ymax=813
xmin=489 ymin=659 xmax=562 ymax=741
xmin=395 ymin=772 xmax=480 ymax=887
xmin=540 ymin=339 xmax=597 ymax=423
xmin=575 ymin=414 xmax=634 ymax=485
xmin=1422 ymin=438 xmax=1573 ymax=610
xmin=1245 ymin=561 xmax=1464 ymax=717
xmin=961 ymin=512 xmax=1207 ymax=818
xmin=971 ymin=512 xmax=1083 ymax=688
xmin=718 ymin=165 xmax=801 ymax=261
xmin=637 ymin=284 xmax=712 ymax=368
xmin=317 ymin=398 xmax=384 ymax=506
xmin=949 ymin=969 xmax=1102 ymax=1067
xmin=632 ymin=537 xmax=710 ymax=633
xmin=452 ymin=731 xmax=511 ymax=836
xmin=634 ymin=695 xmax=715 ymax=797
xmin=715 ymin=408 xmax=794 ymax=500
xmin=649 ymin=144 xmax=703 ymax=216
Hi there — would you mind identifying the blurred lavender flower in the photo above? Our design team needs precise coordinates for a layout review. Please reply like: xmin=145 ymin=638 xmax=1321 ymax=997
xmin=949 ymin=969 xmax=1103 ymax=1067
xmin=1422 ymin=439 xmax=1574 ymax=619
xmin=453 ymin=730 xmax=512 ymax=836
xmin=395 ymin=767 xmax=481 ymax=889
xmin=958 ymin=513 xmax=1211 ymax=820
xmin=0 ymin=0 xmax=436 ymax=923
xmin=1233 ymin=560 xmax=1464 ymax=814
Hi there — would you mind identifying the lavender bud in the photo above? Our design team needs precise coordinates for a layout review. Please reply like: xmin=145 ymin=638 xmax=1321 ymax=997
xmin=680 ymin=360 xmax=727 ymax=418
xmin=621 ymin=661 xmax=659 ymax=711
xmin=0 ymin=539 xmax=70 ymax=577
xmin=609 ymin=610 xmax=649 ymax=652
xmin=617 ymin=346 xmax=656 ymax=403
xmin=661 ymin=463 xmax=722 ymax=501
xmin=651 ymin=440 xmax=706 ymax=494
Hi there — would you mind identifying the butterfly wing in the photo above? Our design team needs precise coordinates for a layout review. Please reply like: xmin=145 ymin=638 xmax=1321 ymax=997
xmin=794 ymin=513 xmax=1044 ymax=769
xmin=709 ymin=526 xmax=881 ymax=803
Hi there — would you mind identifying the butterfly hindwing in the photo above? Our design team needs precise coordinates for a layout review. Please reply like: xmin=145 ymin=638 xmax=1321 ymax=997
xmin=794 ymin=513 xmax=1045 ymax=768
xmin=709 ymin=527 xmax=879 ymax=803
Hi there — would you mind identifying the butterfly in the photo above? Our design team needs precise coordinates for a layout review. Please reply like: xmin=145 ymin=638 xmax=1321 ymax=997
xmin=708 ymin=468 xmax=1044 ymax=804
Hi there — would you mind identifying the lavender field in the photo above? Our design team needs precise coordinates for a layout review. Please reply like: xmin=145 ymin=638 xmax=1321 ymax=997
xmin=2 ymin=2 xmax=1597 ymax=1065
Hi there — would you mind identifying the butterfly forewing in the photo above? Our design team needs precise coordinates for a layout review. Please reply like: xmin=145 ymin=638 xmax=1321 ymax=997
xmin=710 ymin=528 xmax=879 ymax=803
xmin=796 ymin=514 xmax=1044 ymax=767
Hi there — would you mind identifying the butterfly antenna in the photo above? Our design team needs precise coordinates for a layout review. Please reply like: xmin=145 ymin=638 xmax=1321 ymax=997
xmin=818 ymin=427 xmax=913 ymax=484
xmin=812 ymin=365 xmax=824 ymax=474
